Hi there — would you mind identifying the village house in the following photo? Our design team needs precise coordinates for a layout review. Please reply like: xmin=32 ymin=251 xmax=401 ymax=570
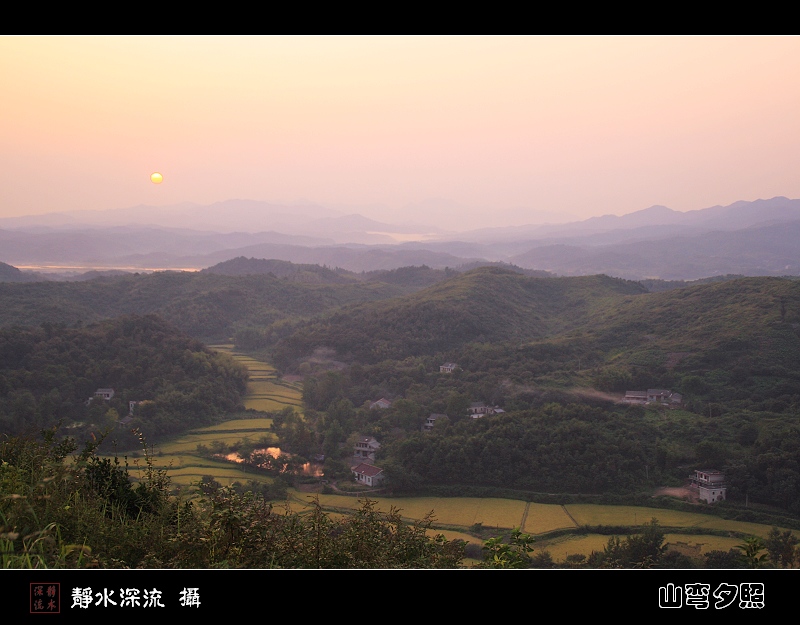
xmin=353 ymin=436 xmax=380 ymax=462
xmin=352 ymin=463 xmax=385 ymax=487
xmin=423 ymin=413 xmax=447 ymax=431
xmin=87 ymin=388 xmax=116 ymax=405
xmin=689 ymin=469 xmax=727 ymax=503
xmin=622 ymin=391 xmax=648 ymax=404
xmin=439 ymin=362 xmax=458 ymax=373
xmin=623 ymin=389 xmax=682 ymax=406
xmin=469 ymin=402 xmax=496 ymax=418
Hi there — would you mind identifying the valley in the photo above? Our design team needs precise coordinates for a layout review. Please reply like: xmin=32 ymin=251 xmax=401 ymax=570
xmin=3 ymin=257 xmax=800 ymax=568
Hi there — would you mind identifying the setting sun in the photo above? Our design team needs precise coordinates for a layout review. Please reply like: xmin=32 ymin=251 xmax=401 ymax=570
xmin=150 ymin=172 xmax=163 ymax=184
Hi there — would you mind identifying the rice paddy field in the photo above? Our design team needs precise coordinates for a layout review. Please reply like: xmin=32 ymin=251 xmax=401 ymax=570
xmin=120 ymin=348 xmax=295 ymax=493
xmin=565 ymin=504 xmax=778 ymax=538
xmin=295 ymin=493 xmax=528 ymax=528
xmin=277 ymin=488 xmax=798 ymax=563
xmin=533 ymin=532 xmax=747 ymax=562
xmin=522 ymin=503 xmax=576 ymax=534
xmin=210 ymin=344 xmax=303 ymax=413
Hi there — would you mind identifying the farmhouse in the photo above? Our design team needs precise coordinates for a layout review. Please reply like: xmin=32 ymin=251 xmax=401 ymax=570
xmin=352 ymin=463 xmax=385 ymax=487
xmin=690 ymin=469 xmax=727 ymax=503
xmin=439 ymin=362 xmax=458 ymax=373
xmin=622 ymin=391 xmax=648 ymax=404
xmin=469 ymin=402 xmax=496 ymax=418
xmin=423 ymin=413 xmax=447 ymax=431
xmin=623 ymin=389 xmax=682 ymax=405
xmin=354 ymin=436 xmax=380 ymax=461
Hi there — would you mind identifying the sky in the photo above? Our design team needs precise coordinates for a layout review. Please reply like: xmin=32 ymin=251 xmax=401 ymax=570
xmin=2 ymin=35 xmax=800 ymax=230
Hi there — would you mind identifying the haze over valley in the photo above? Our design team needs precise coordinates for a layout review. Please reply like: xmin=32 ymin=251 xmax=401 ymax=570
xmin=1 ymin=195 xmax=799 ymax=281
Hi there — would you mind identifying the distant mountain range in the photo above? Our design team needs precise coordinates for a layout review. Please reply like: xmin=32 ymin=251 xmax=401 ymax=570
xmin=1 ymin=196 xmax=799 ymax=281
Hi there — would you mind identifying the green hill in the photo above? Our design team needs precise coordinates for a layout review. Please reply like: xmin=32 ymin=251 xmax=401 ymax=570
xmin=272 ymin=267 xmax=647 ymax=367
xmin=0 ymin=270 xmax=405 ymax=342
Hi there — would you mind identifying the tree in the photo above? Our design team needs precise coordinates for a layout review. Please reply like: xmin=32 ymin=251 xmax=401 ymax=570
xmin=765 ymin=526 xmax=798 ymax=568
xmin=736 ymin=536 xmax=769 ymax=569
xmin=592 ymin=519 xmax=666 ymax=568
xmin=445 ymin=392 xmax=470 ymax=423
xmin=624 ymin=518 xmax=666 ymax=568
xmin=704 ymin=549 xmax=745 ymax=569
xmin=481 ymin=528 xmax=535 ymax=568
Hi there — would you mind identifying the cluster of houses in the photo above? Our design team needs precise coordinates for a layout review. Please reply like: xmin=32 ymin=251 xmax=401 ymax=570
xmin=351 ymin=436 xmax=385 ymax=487
xmin=355 ymin=369 xmax=691 ymax=491
xmin=87 ymin=387 xmax=140 ymax=428
xmin=354 ymin=363 xmax=504 ymax=487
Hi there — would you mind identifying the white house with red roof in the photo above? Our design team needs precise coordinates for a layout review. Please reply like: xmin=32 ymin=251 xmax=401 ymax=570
xmin=352 ymin=463 xmax=385 ymax=487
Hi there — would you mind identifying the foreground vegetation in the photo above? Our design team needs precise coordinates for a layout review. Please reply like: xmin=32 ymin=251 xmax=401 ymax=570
xmin=0 ymin=431 xmax=467 ymax=568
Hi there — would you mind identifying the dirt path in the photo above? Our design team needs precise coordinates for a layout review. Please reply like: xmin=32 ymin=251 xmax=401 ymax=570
xmin=653 ymin=486 xmax=699 ymax=502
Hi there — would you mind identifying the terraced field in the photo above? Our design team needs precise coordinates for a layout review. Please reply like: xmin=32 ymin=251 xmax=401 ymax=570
xmin=210 ymin=345 xmax=303 ymax=413
xmin=123 ymin=348 xmax=301 ymax=492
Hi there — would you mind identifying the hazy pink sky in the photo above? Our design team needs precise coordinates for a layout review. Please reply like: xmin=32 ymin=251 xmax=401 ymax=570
xmin=2 ymin=36 xmax=799 ymax=230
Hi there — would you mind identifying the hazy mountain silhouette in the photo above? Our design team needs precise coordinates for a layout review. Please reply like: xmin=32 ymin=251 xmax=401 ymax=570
xmin=2 ymin=196 xmax=799 ymax=281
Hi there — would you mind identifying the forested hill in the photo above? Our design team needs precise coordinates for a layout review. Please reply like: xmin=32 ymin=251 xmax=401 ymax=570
xmin=0 ymin=314 xmax=247 ymax=446
xmin=289 ymin=272 xmax=800 ymax=511
xmin=273 ymin=270 xmax=800 ymax=409
xmin=201 ymin=256 xmax=551 ymax=289
xmin=0 ymin=270 xmax=405 ymax=342
xmin=201 ymin=256 xmax=356 ymax=284
xmin=585 ymin=276 xmax=800 ymax=355
xmin=0 ymin=261 xmax=39 ymax=283
xmin=272 ymin=267 xmax=648 ymax=367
